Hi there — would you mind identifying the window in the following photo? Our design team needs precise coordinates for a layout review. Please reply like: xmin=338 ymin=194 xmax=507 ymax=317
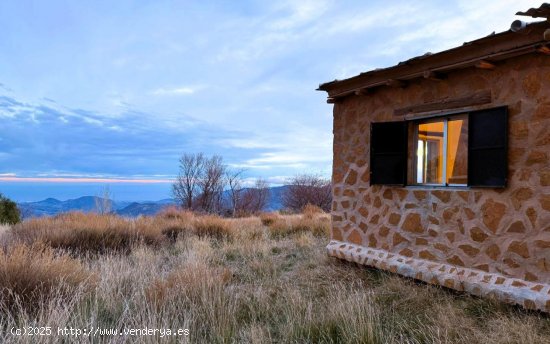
xmin=370 ymin=106 xmax=507 ymax=188
xmin=414 ymin=114 xmax=468 ymax=186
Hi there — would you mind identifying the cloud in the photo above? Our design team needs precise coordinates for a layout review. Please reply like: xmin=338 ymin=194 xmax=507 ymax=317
xmin=151 ymin=86 xmax=200 ymax=96
xmin=0 ymin=176 xmax=173 ymax=184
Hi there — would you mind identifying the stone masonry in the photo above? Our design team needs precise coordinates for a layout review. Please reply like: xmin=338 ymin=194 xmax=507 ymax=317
xmin=328 ymin=53 xmax=550 ymax=311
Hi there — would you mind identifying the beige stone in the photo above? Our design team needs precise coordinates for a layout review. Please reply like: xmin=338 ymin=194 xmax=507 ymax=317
xmin=470 ymin=227 xmax=489 ymax=242
xmin=481 ymin=199 xmax=506 ymax=233
xmin=345 ymin=170 xmax=358 ymax=185
xmin=526 ymin=150 xmax=548 ymax=165
xmin=506 ymin=221 xmax=526 ymax=233
xmin=379 ymin=226 xmax=390 ymax=237
xmin=511 ymin=188 xmax=533 ymax=210
xmin=360 ymin=170 xmax=370 ymax=183
xmin=431 ymin=190 xmax=451 ymax=203
xmin=413 ymin=190 xmax=427 ymax=201
xmin=510 ymin=120 xmax=529 ymax=138
xmin=445 ymin=232 xmax=455 ymax=243
xmin=369 ymin=214 xmax=380 ymax=224
xmin=368 ymin=234 xmax=377 ymax=247
xmin=402 ymin=213 xmax=423 ymax=233
xmin=522 ymin=72 xmax=541 ymax=97
xmin=343 ymin=189 xmax=356 ymax=197
xmin=388 ymin=213 xmax=401 ymax=226
xmin=508 ymin=241 xmax=529 ymax=258
xmin=535 ymin=240 xmax=550 ymax=248
xmin=393 ymin=232 xmax=409 ymax=246
xmin=347 ymin=230 xmax=362 ymax=245
xmin=459 ymin=244 xmax=480 ymax=257
xmin=526 ymin=207 xmax=537 ymax=227
xmin=540 ymin=170 xmax=550 ymax=186
xmin=447 ymin=255 xmax=465 ymax=267
xmin=332 ymin=227 xmax=343 ymax=241
xmin=434 ymin=243 xmax=450 ymax=253
xmin=533 ymin=102 xmax=550 ymax=121
xmin=382 ymin=189 xmax=393 ymax=200
xmin=419 ymin=250 xmax=437 ymax=260
xmin=395 ymin=189 xmax=409 ymax=201
xmin=486 ymin=244 xmax=501 ymax=261
xmin=416 ymin=238 xmax=428 ymax=245
xmin=358 ymin=207 xmax=369 ymax=218
xmin=541 ymin=195 xmax=550 ymax=212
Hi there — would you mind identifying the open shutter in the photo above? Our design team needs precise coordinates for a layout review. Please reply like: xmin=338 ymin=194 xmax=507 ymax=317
xmin=370 ymin=121 xmax=408 ymax=185
xmin=468 ymin=106 xmax=508 ymax=187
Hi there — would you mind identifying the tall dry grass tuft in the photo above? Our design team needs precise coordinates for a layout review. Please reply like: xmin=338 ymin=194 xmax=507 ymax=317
xmin=158 ymin=206 xmax=194 ymax=221
xmin=302 ymin=203 xmax=325 ymax=219
xmin=259 ymin=212 xmax=279 ymax=226
xmin=268 ymin=215 xmax=330 ymax=238
xmin=9 ymin=212 xmax=165 ymax=254
xmin=0 ymin=243 xmax=95 ymax=314
xmin=194 ymin=215 xmax=234 ymax=240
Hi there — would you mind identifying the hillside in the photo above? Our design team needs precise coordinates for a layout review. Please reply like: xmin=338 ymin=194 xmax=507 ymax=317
xmin=17 ymin=186 xmax=290 ymax=218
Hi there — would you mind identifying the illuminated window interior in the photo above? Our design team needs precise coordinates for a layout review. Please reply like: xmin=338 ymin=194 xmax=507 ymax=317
xmin=415 ymin=115 xmax=468 ymax=185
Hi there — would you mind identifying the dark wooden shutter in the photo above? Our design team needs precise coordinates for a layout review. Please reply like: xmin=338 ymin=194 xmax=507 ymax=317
xmin=468 ymin=106 xmax=508 ymax=187
xmin=370 ymin=121 xmax=408 ymax=185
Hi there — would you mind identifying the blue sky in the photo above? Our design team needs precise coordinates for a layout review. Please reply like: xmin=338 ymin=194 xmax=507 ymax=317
xmin=0 ymin=0 xmax=540 ymax=201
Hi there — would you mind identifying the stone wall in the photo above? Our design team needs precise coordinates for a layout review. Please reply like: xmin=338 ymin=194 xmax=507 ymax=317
xmin=329 ymin=53 xmax=550 ymax=311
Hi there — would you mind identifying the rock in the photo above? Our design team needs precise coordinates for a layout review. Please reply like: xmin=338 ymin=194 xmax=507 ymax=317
xmin=470 ymin=227 xmax=489 ymax=242
xmin=481 ymin=199 xmax=506 ymax=233
xmin=388 ymin=213 xmax=401 ymax=226
xmin=345 ymin=170 xmax=358 ymax=185
xmin=508 ymin=241 xmax=529 ymax=258
xmin=347 ymin=229 xmax=362 ymax=245
xmin=402 ymin=213 xmax=424 ymax=233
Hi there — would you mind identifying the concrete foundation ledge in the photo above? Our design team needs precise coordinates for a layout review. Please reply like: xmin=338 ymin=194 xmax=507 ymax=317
xmin=327 ymin=240 xmax=550 ymax=312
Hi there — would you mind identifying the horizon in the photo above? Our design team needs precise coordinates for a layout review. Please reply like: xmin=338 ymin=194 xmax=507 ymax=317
xmin=0 ymin=0 xmax=539 ymax=201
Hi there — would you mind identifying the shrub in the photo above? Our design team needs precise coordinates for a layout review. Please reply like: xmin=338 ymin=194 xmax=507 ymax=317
xmin=10 ymin=212 xmax=165 ymax=254
xmin=194 ymin=215 xmax=234 ymax=240
xmin=268 ymin=215 xmax=330 ymax=238
xmin=259 ymin=212 xmax=279 ymax=226
xmin=158 ymin=206 xmax=194 ymax=221
xmin=302 ymin=204 xmax=325 ymax=219
xmin=0 ymin=193 xmax=20 ymax=225
xmin=0 ymin=243 xmax=95 ymax=313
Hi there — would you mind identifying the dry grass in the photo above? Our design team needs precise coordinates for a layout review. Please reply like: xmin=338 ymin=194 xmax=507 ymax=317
xmin=0 ymin=211 xmax=549 ymax=343
xmin=0 ymin=243 xmax=94 ymax=313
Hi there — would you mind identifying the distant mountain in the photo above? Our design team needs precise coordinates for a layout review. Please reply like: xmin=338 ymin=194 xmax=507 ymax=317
xmin=17 ymin=186 xmax=288 ymax=218
xmin=116 ymin=202 xmax=171 ymax=217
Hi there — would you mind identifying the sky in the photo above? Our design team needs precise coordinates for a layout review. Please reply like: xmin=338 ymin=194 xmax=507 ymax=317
xmin=0 ymin=0 xmax=542 ymax=201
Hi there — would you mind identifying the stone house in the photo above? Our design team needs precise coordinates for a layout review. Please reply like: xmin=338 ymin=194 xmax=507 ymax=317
xmin=318 ymin=4 xmax=550 ymax=311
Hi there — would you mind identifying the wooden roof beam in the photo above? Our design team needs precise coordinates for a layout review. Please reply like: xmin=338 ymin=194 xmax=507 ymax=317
xmin=475 ymin=60 xmax=496 ymax=70
xmin=423 ymin=70 xmax=447 ymax=81
xmin=354 ymin=88 xmax=370 ymax=96
xmin=537 ymin=44 xmax=550 ymax=55
xmin=385 ymin=79 xmax=407 ymax=88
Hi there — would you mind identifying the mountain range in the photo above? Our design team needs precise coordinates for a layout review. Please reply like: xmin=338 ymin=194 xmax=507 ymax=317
xmin=17 ymin=186 xmax=289 ymax=218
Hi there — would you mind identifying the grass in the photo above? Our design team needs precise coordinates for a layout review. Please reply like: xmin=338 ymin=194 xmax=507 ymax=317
xmin=0 ymin=210 xmax=549 ymax=343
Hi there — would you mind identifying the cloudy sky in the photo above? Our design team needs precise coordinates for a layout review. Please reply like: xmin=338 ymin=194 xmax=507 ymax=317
xmin=0 ymin=0 xmax=541 ymax=201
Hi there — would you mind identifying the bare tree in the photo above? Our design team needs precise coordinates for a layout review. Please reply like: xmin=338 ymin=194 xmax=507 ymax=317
xmin=281 ymin=174 xmax=332 ymax=212
xmin=95 ymin=185 xmax=113 ymax=214
xmin=197 ymin=155 xmax=226 ymax=213
xmin=226 ymin=168 xmax=245 ymax=215
xmin=173 ymin=153 xmax=205 ymax=210
xmin=173 ymin=153 xmax=227 ymax=213
xmin=238 ymin=178 xmax=270 ymax=215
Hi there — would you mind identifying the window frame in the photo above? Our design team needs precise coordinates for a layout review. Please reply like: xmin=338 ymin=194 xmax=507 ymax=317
xmin=369 ymin=105 xmax=508 ymax=188
xmin=412 ymin=114 xmax=468 ymax=187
